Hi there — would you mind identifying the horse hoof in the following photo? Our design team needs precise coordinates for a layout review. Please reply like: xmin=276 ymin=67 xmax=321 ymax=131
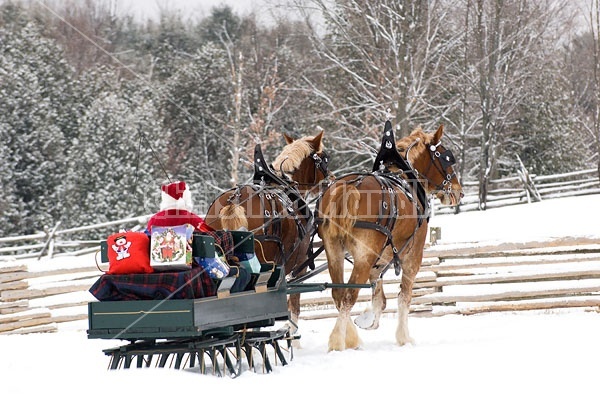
xmin=328 ymin=341 xmax=345 ymax=352
xmin=396 ymin=335 xmax=415 ymax=346
xmin=354 ymin=310 xmax=376 ymax=330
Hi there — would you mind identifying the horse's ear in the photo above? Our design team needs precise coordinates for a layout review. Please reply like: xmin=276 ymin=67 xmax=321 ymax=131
xmin=433 ymin=124 xmax=444 ymax=143
xmin=312 ymin=130 xmax=324 ymax=150
xmin=284 ymin=133 xmax=295 ymax=145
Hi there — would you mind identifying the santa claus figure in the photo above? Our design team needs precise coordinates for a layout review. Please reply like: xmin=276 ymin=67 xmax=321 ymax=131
xmin=146 ymin=180 xmax=251 ymax=293
xmin=146 ymin=181 xmax=214 ymax=233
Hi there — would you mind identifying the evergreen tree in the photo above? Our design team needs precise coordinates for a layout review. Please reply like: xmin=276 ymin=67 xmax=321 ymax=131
xmin=161 ymin=42 xmax=233 ymax=207
xmin=0 ymin=129 xmax=20 ymax=238
xmin=138 ymin=11 xmax=205 ymax=81
xmin=510 ymin=59 xmax=589 ymax=176
xmin=61 ymin=67 xmax=166 ymax=238
xmin=0 ymin=5 xmax=75 ymax=234
xmin=197 ymin=5 xmax=241 ymax=44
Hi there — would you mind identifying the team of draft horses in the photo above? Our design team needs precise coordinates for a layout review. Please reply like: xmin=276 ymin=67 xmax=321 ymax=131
xmin=200 ymin=120 xmax=463 ymax=352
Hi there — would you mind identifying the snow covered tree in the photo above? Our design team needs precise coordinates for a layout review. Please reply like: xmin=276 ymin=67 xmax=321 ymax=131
xmin=160 ymin=42 xmax=233 ymax=208
xmin=0 ymin=133 xmax=20 ymax=238
xmin=468 ymin=0 xmax=580 ymax=208
xmin=137 ymin=10 xmax=205 ymax=81
xmin=0 ymin=4 xmax=75 ymax=234
xmin=60 ymin=67 xmax=166 ymax=238
xmin=575 ymin=0 xmax=600 ymax=177
xmin=30 ymin=0 xmax=124 ymax=74
xmin=207 ymin=10 xmax=304 ymax=188
xmin=431 ymin=0 xmax=580 ymax=209
xmin=288 ymin=0 xmax=451 ymax=174
xmin=159 ymin=11 xmax=306 ymax=208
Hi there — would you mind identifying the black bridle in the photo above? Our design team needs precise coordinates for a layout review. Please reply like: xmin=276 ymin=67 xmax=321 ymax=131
xmin=290 ymin=150 xmax=331 ymax=191
xmin=406 ymin=139 xmax=457 ymax=195
xmin=312 ymin=150 xmax=331 ymax=178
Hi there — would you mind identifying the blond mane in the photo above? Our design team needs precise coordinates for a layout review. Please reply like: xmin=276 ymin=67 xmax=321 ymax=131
xmin=396 ymin=127 xmax=429 ymax=165
xmin=271 ymin=136 xmax=322 ymax=174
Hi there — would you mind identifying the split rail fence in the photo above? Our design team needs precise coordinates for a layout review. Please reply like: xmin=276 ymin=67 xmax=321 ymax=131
xmin=298 ymin=235 xmax=600 ymax=320
xmin=435 ymin=167 xmax=600 ymax=214
xmin=0 ymin=168 xmax=598 ymax=260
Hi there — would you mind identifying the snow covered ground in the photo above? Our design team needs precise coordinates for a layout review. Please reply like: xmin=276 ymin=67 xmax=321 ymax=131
xmin=2 ymin=194 xmax=600 ymax=397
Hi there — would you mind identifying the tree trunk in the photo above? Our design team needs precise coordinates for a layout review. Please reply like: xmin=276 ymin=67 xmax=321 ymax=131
xmin=595 ymin=0 xmax=600 ymax=183
xmin=230 ymin=52 xmax=243 ymax=187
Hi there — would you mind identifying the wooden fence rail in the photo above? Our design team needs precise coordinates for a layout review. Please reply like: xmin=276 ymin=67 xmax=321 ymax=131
xmin=434 ymin=167 xmax=599 ymax=214
xmin=0 ymin=214 xmax=153 ymax=260
xmin=0 ymin=168 xmax=598 ymax=259
xmin=296 ymin=235 xmax=600 ymax=320
xmin=1 ymin=235 xmax=600 ymax=334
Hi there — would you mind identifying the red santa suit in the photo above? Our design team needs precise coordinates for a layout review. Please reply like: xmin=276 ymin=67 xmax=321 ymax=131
xmin=146 ymin=181 xmax=214 ymax=233
xmin=148 ymin=181 xmax=250 ymax=293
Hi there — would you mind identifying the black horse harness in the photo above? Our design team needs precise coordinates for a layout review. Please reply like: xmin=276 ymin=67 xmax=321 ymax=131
xmin=226 ymin=144 xmax=330 ymax=272
xmin=314 ymin=121 xmax=440 ymax=278
xmin=360 ymin=121 xmax=456 ymax=278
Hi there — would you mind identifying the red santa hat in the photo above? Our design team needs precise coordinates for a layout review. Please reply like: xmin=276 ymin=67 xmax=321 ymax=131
xmin=160 ymin=181 xmax=194 ymax=211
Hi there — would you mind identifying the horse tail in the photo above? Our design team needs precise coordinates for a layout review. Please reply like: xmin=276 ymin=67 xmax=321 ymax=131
xmin=219 ymin=204 xmax=249 ymax=231
xmin=321 ymin=184 xmax=360 ymax=240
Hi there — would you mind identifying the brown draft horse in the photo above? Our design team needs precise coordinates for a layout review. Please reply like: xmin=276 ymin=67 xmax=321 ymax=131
xmin=316 ymin=121 xmax=463 ymax=351
xmin=204 ymin=131 xmax=331 ymax=333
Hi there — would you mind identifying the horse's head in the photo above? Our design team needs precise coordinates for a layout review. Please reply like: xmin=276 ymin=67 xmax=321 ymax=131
xmin=397 ymin=125 xmax=463 ymax=206
xmin=271 ymin=130 xmax=331 ymax=197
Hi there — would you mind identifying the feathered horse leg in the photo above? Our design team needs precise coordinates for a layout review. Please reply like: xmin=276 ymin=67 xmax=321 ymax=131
xmin=395 ymin=223 xmax=427 ymax=346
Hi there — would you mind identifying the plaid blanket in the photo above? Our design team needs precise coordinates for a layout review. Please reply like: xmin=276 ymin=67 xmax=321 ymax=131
xmin=89 ymin=231 xmax=239 ymax=301
xmin=204 ymin=230 xmax=235 ymax=258
xmin=89 ymin=267 xmax=217 ymax=301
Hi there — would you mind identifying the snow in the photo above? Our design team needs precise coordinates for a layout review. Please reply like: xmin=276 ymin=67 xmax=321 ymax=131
xmin=2 ymin=194 xmax=600 ymax=397
xmin=430 ymin=193 xmax=600 ymax=244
